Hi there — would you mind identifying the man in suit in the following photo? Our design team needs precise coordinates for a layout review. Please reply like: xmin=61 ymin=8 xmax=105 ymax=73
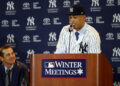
xmin=0 ymin=45 xmax=29 ymax=86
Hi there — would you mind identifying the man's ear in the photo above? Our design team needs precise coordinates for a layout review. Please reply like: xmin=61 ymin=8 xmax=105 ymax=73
xmin=0 ymin=56 xmax=3 ymax=61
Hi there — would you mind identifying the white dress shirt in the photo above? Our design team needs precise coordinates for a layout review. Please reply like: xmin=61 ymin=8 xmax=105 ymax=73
xmin=55 ymin=23 xmax=101 ymax=53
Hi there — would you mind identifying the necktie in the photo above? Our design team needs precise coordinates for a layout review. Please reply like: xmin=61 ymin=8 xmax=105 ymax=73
xmin=5 ymin=69 xmax=11 ymax=86
xmin=75 ymin=32 xmax=79 ymax=40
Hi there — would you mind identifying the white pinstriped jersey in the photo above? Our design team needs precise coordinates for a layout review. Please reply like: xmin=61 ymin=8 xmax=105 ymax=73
xmin=55 ymin=23 xmax=101 ymax=53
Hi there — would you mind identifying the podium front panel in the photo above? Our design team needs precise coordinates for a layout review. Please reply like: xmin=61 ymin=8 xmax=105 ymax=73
xmin=30 ymin=54 xmax=113 ymax=86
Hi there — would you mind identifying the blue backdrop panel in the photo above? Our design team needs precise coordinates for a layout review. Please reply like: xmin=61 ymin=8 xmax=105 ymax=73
xmin=0 ymin=0 xmax=120 ymax=85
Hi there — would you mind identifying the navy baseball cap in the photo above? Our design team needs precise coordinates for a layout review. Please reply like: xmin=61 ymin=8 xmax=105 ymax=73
xmin=68 ymin=4 xmax=86 ymax=15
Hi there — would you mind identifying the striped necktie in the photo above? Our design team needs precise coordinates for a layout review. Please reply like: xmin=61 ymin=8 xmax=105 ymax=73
xmin=75 ymin=32 xmax=79 ymax=40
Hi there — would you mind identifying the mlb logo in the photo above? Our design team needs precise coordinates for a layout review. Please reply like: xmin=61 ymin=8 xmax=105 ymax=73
xmin=44 ymin=62 xmax=55 ymax=68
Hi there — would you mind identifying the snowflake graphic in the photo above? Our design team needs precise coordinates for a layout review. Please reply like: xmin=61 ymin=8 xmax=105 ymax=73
xmin=77 ymin=68 xmax=83 ymax=75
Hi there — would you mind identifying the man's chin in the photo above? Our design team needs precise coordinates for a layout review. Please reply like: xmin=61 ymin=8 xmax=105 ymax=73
xmin=7 ymin=61 xmax=15 ymax=65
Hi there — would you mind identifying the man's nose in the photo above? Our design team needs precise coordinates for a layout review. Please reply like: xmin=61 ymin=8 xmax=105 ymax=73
xmin=10 ymin=54 xmax=14 ymax=57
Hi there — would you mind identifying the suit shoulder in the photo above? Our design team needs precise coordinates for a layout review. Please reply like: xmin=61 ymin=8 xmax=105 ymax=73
xmin=15 ymin=61 xmax=28 ymax=69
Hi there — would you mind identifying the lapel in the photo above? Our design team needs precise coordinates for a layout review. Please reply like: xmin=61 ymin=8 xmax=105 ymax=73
xmin=0 ymin=64 xmax=6 ymax=86
xmin=11 ymin=63 xmax=19 ymax=86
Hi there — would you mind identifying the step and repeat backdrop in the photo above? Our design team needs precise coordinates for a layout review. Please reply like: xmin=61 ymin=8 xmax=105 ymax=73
xmin=0 ymin=0 xmax=120 ymax=85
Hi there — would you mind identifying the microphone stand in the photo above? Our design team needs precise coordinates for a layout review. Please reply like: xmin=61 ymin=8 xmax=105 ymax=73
xmin=68 ymin=25 xmax=73 ymax=53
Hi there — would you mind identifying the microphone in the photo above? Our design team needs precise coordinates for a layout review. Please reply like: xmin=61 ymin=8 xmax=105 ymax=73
xmin=69 ymin=24 xmax=73 ymax=32
xmin=68 ymin=24 xmax=73 ymax=53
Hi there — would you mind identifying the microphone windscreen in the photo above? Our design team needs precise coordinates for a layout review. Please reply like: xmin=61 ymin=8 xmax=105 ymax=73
xmin=69 ymin=25 xmax=73 ymax=32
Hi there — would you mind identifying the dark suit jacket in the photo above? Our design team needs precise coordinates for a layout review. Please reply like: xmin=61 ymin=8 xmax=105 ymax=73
xmin=0 ymin=61 xmax=29 ymax=86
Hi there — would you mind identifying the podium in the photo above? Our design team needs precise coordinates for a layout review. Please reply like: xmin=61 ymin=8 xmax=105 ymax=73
xmin=30 ymin=54 xmax=113 ymax=86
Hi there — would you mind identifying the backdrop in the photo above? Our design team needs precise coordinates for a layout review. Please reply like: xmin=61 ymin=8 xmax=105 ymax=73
xmin=0 ymin=0 xmax=120 ymax=85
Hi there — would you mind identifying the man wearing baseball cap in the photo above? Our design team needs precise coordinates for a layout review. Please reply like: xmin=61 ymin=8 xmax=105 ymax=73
xmin=55 ymin=4 xmax=101 ymax=53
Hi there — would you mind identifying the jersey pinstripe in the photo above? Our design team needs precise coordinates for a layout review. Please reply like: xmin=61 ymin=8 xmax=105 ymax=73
xmin=55 ymin=23 xmax=101 ymax=54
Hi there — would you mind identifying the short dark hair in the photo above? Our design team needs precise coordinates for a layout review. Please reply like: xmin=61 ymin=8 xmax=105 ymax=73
xmin=0 ymin=45 xmax=12 ymax=57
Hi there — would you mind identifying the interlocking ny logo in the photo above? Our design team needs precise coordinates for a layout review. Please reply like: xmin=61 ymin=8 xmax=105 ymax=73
xmin=27 ymin=49 xmax=35 ymax=58
xmin=113 ymin=47 xmax=120 ymax=57
xmin=113 ymin=13 xmax=120 ymax=23
xmin=91 ymin=0 xmax=99 ymax=6
xmin=79 ymin=42 xmax=88 ymax=53
xmin=27 ymin=16 xmax=35 ymax=26
xmin=49 ymin=32 xmax=56 ymax=41
xmin=113 ymin=81 xmax=120 ymax=86
xmin=7 ymin=34 xmax=15 ymax=43
xmin=49 ymin=0 xmax=57 ymax=8
xmin=6 ymin=1 xmax=15 ymax=10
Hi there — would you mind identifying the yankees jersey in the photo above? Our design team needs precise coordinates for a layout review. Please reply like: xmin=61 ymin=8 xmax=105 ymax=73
xmin=55 ymin=23 xmax=101 ymax=53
